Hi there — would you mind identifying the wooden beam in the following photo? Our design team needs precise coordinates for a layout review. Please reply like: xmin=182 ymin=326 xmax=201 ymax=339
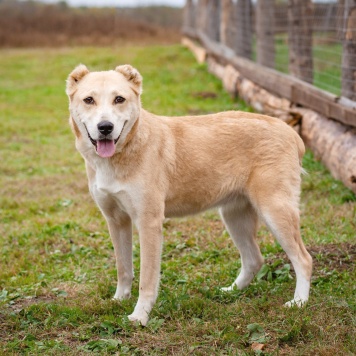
xmin=182 ymin=29 xmax=356 ymax=128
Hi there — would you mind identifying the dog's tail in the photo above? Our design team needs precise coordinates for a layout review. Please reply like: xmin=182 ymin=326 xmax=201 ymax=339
xmin=294 ymin=132 xmax=307 ymax=175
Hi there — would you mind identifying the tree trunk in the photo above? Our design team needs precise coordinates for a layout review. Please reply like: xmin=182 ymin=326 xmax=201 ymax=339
xmin=341 ymin=0 xmax=356 ymax=100
xmin=256 ymin=0 xmax=275 ymax=68
xmin=288 ymin=0 xmax=314 ymax=83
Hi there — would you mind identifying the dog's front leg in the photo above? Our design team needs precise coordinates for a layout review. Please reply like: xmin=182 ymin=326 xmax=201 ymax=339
xmin=106 ymin=214 xmax=134 ymax=301
xmin=128 ymin=215 xmax=164 ymax=326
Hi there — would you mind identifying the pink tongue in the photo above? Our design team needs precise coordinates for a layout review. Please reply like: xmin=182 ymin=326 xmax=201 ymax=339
xmin=96 ymin=139 xmax=116 ymax=158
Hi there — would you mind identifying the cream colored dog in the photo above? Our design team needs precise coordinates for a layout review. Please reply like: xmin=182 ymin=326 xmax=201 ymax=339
xmin=66 ymin=64 xmax=312 ymax=326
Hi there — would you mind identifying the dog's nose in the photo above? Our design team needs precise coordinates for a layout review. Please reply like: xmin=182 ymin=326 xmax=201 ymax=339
xmin=97 ymin=121 xmax=114 ymax=136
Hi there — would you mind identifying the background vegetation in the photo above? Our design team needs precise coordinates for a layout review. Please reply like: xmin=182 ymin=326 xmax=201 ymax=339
xmin=0 ymin=44 xmax=355 ymax=355
xmin=0 ymin=1 xmax=181 ymax=47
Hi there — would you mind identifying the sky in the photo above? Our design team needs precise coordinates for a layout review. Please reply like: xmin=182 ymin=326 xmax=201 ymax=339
xmin=37 ymin=0 xmax=185 ymax=7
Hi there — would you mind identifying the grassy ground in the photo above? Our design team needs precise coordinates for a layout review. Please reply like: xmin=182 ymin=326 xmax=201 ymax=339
xmin=0 ymin=44 xmax=355 ymax=355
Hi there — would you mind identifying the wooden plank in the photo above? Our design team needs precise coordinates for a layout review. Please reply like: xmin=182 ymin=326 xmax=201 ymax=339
xmin=182 ymin=28 xmax=356 ymax=128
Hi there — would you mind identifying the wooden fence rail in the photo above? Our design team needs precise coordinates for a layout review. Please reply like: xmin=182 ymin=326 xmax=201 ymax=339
xmin=184 ymin=28 xmax=356 ymax=128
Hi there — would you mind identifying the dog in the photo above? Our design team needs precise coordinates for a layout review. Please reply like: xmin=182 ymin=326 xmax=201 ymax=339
xmin=66 ymin=64 xmax=312 ymax=326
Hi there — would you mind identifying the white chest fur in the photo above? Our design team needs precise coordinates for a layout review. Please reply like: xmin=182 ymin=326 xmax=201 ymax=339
xmin=89 ymin=158 xmax=140 ymax=220
xmin=94 ymin=160 xmax=120 ymax=195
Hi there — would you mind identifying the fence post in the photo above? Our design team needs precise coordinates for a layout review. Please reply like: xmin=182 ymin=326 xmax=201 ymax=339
xmin=197 ymin=0 xmax=209 ymax=35
xmin=256 ymin=0 xmax=275 ymax=68
xmin=235 ymin=0 xmax=253 ymax=59
xmin=183 ymin=0 xmax=195 ymax=31
xmin=220 ymin=0 xmax=236 ymax=48
xmin=207 ymin=0 xmax=220 ymax=42
xmin=196 ymin=0 xmax=220 ymax=41
xmin=288 ymin=0 xmax=313 ymax=83
xmin=341 ymin=0 xmax=356 ymax=100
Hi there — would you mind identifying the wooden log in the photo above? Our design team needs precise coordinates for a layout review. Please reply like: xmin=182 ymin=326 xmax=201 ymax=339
xmin=300 ymin=108 xmax=356 ymax=193
xmin=181 ymin=36 xmax=206 ymax=64
xmin=207 ymin=56 xmax=225 ymax=80
xmin=222 ymin=64 xmax=240 ymax=96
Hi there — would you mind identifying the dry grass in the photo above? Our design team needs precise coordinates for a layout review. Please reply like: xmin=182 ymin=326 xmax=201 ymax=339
xmin=0 ymin=1 xmax=181 ymax=48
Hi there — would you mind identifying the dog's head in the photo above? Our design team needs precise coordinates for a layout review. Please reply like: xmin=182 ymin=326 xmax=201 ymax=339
xmin=66 ymin=64 xmax=142 ymax=158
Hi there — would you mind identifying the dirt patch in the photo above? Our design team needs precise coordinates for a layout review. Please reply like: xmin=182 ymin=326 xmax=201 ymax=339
xmin=5 ymin=296 xmax=56 ymax=316
xmin=270 ymin=242 xmax=355 ymax=273
xmin=308 ymin=243 xmax=355 ymax=272
xmin=191 ymin=91 xmax=218 ymax=99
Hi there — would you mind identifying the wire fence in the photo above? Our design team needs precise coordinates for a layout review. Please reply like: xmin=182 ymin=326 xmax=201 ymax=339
xmin=183 ymin=0 xmax=356 ymax=101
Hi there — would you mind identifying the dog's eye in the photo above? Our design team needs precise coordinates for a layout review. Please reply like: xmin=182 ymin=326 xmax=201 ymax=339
xmin=114 ymin=96 xmax=125 ymax=104
xmin=83 ymin=97 xmax=95 ymax=105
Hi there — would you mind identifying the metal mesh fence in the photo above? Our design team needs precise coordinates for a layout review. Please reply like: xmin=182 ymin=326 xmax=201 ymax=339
xmin=184 ymin=0 xmax=356 ymax=101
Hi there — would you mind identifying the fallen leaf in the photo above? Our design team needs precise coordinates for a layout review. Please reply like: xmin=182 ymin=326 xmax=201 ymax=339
xmin=251 ymin=343 xmax=265 ymax=351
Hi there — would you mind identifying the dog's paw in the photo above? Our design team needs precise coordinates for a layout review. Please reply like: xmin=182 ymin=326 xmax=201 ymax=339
xmin=220 ymin=283 xmax=237 ymax=292
xmin=284 ymin=298 xmax=307 ymax=308
xmin=112 ymin=285 xmax=131 ymax=301
xmin=128 ymin=312 xmax=149 ymax=327
xmin=112 ymin=292 xmax=131 ymax=301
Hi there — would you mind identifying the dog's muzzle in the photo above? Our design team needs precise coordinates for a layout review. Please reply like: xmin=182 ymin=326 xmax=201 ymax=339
xmin=84 ymin=121 xmax=127 ymax=158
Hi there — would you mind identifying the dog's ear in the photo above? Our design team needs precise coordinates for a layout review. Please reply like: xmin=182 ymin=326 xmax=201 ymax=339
xmin=115 ymin=64 xmax=143 ymax=95
xmin=66 ymin=64 xmax=90 ymax=97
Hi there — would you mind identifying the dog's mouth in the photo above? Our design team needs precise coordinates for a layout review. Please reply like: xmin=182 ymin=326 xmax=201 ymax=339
xmin=84 ymin=122 xmax=127 ymax=158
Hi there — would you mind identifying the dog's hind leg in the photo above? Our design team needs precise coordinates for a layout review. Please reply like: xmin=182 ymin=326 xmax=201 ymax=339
xmin=259 ymin=198 xmax=312 ymax=306
xmin=220 ymin=198 xmax=264 ymax=291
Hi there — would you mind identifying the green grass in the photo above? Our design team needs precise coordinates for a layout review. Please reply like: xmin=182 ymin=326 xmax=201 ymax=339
xmin=0 ymin=44 xmax=355 ymax=355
